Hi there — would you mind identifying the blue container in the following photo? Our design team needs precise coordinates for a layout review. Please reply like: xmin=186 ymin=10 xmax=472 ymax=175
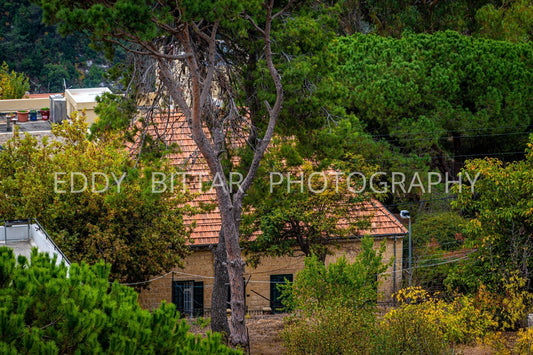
xmin=30 ymin=110 xmax=37 ymax=121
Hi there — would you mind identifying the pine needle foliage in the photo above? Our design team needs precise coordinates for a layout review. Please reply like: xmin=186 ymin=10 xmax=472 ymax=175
xmin=0 ymin=247 xmax=240 ymax=355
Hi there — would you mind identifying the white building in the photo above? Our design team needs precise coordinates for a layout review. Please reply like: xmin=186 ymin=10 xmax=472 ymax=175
xmin=0 ymin=219 xmax=70 ymax=266
xmin=65 ymin=87 xmax=111 ymax=124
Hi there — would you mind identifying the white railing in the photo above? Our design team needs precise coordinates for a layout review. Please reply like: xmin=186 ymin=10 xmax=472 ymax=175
xmin=1 ymin=219 xmax=70 ymax=265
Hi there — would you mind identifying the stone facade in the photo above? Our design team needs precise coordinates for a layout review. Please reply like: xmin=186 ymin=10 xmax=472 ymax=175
xmin=138 ymin=112 xmax=407 ymax=315
xmin=138 ymin=236 xmax=403 ymax=314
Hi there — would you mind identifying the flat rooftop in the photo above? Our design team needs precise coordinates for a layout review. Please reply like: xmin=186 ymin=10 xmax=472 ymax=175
xmin=0 ymin=120 xmax=53 ymax=145
xmin=65 ymin=87 xmax=111 ymax=103
xmin=0 ymin=221 xmax=70 ymax=266
xmin=0 ymin=120 xmax=52 ymax=132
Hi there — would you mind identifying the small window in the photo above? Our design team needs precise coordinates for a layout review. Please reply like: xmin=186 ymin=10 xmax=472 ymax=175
xmin=270 ymin=274 xmax=292 ymax=313
xmin=172 ymin=280 xmax=204 ymax=317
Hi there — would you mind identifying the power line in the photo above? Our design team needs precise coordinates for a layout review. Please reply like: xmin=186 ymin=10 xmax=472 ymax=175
xmin=366 ymin=124 xmax=531 ymax=139
xmin=113 ymin=271 xmax=174 ymax=286
xmin=363 ymin=150 xmax=526 ymax=165
xmin=383 ymin=249 xmax=477 ymax=275
xmin=414 ymin=252 xmax=475 ymax=269
xmin=384 ymin=131 xmax=531 ymax=143
xmin=114 ymin=249 xmax=476 ymax=286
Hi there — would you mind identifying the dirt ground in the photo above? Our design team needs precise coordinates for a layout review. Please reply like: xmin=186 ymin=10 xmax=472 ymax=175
xmin=247 ymin=314 xmax=287 ymax=355
xmin=188 ymin=314 xmax=287 ymax=355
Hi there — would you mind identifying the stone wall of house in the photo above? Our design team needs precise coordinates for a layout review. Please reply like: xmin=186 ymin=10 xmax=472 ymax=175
xmin=325 ymin=236 xmax=404 ymax=300
xmin=137 ymin=236 xmax=404 ymax=313
xmin=137 ymin=249 xmax=214 ymax=310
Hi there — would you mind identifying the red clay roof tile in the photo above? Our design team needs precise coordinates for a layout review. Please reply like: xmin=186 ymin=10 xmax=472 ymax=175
xmin=145 ymin=112 xmax=407 ymax=245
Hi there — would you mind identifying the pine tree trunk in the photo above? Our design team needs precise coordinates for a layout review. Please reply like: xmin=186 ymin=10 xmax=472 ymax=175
xmin=211 ymin=230 xmax=230 ymax=338
xmin=155 ymin=4 xmax=285 ymax=347
xmin=219 ymin=204 xmax=248 ymax=350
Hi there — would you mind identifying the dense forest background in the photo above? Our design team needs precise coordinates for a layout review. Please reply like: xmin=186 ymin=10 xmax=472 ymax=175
xmin=1 ymin=0 xmax=532 ymax=294
xmin=0 ymin=0 xmax=113 ymax=92
xmin=2 ymin=0 xmax=531 ymax=91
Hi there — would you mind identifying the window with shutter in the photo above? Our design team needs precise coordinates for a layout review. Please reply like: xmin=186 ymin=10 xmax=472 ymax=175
xmin=270 ymin=274 xmax=292 ymax=313
xmin=172 ymin=280 xmax=204 ymax=317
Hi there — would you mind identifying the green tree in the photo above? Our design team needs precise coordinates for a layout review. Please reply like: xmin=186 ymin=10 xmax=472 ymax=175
xmin=241 ymin=130 xmax=378 ymax=264
xmin=0 ymin=114 xmax=194 ymax=285
xmin=41 ymin=63 xmax=69 ymax=92
xmin=447 ymin=136 xmax=533 ymax=293
xmin=34 ymin=0 xmax=288 ymax=347
xmin=0 ymin=247 xmax=239 ymax=354
xmin=238 ymin=5 xmax=408 ymax=263
xmin=309 ymin=0 xmax=494 ymax=37
xmin=0 ymin=62 xmax=30 ymax=99
xmin=330 ymin=31 xmax=533 ymax=176
xmin=476 ymin=0 xmax=533 ymax=42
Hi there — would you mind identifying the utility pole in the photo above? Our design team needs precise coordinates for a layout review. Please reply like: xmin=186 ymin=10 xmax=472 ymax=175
xmin=400 ymin=210 xmax=412 ymax=287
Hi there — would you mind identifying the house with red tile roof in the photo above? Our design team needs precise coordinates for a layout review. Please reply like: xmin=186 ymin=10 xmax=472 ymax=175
xmin=137 ymin=112 xmax=407 ymax=315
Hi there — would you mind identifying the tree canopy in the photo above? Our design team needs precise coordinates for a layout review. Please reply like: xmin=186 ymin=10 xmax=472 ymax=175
xmin=0 ymin=0 xmax=111 ymax=92
xmin=0 ymin=115 xmax=195 ymax=285
xmin=330 ymin=31 xmax=533 ymax=176
xmin=447 ymin=136 xmax=533 ymax=293
xmin=0 ymin=247 xmax=239 ymax=354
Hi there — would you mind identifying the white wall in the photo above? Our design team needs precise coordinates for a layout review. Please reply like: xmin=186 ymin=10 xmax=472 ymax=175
xmin=30 ymin=224 xmax=70 ymax=266
xmin=0 ymin=224 xmax=70 ymax=266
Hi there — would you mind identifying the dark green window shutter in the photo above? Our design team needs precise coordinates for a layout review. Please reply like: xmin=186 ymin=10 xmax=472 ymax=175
xmin=270 ymin=274 xmax=292 ymax=313
xmin=193 ymin=281 xmax=204 ymax=317
xmin=172 ymin=281 xmax=185 ymax=316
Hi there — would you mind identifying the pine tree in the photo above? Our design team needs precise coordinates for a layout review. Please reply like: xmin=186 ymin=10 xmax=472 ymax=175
xmin=0 ymin=247 xmax=240 ymax=354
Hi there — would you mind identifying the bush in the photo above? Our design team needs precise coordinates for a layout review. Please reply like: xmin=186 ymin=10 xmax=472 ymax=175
xmin=281 ymin=237 xmax=387 ymax=354
xmin=282 ymin=306 xmax=375 ymax=354
xmin=376 ymin=287 xmax=496 ymax=354
xmin=473 ymin=273 xmax=533 ymax=330
xmin=514 ymin=328 xmax=533 ymax=354
xmin=0 ymin=247 xmax=239 ymax=355
xmin=376 ymin=307 xmax=450 ymax=354
xmin=0 ymin=62 xmax=29 ymax=99
xmin=322 ymin=285 xmax=497 ymax=355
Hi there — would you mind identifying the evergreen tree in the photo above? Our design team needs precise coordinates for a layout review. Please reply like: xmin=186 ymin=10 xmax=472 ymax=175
xmin=0 ymin=114 xmax=195 ymax=285
xmin=0 ymin=247 xmax=239 ymax=354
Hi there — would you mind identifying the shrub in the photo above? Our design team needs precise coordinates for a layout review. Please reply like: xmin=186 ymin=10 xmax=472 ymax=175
xmin=281 ymin=237 xmax=387 ymax=354
xmin=473 ymin=273 xmax=533 ymax=330
xmin=375 ymin=287 xmax=496 ymax=354
xmin=0 ymin=247 xmax=239 ymax=354
xmin=282 ymin=306 xmax=375 ymax=355
xmin=0 ymin=62 xmax=29 ymax=100
xmin=514 ymin=328 xmax=533 ymax=354
xmin=376 ymin=307 xmax=450 ymax=354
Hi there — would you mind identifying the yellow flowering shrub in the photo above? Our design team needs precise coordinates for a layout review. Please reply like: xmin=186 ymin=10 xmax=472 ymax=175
xmin=478 ymin=332 xmax=511 ymax=355
xmin=382 ymin=287 xmax=496 ymax=347
xmin=474 ymin=272 xmax=533 ymax=330
xmin=514 ymin=327 xmax=533 ymax=354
